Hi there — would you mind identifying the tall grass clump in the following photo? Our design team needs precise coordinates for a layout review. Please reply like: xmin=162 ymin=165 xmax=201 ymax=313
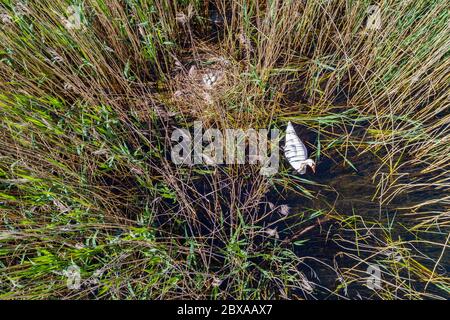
xmin=0 ymin=0 xmax=448 ymax=299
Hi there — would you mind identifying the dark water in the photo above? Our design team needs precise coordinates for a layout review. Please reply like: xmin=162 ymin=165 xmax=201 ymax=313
xmin=272 ymin=150 xmax=449 ymax=299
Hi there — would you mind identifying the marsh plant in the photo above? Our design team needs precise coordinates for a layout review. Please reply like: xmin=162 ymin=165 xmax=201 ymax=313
xmin=0 ymin=0 xmax=448 ymax=299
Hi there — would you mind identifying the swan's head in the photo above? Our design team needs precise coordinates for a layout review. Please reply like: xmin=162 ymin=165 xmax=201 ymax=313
xmin=305 ymin=159 xmax=316 ymax=173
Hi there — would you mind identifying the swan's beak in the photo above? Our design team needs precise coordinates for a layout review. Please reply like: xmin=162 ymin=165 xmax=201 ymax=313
xmin=311 ymin=165 xmax=316 ymax=173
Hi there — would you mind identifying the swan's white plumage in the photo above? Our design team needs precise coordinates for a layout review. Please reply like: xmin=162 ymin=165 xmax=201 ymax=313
xmin=284 ymin=121 xmax=308 ymax=173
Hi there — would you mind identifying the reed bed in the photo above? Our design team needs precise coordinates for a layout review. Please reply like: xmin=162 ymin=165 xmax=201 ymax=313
xmin=0 ymin=0 xmax=448 ymax=299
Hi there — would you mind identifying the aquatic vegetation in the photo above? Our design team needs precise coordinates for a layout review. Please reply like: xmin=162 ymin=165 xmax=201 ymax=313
xmin=0 ymin=0 xmax=448 ymax=299
xmin=285 ymin=121 xmax=316 ymax=174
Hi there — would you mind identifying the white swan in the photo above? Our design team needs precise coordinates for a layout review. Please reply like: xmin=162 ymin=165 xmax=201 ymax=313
xmin=284 ymin=121 xmax=316 ymax=174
